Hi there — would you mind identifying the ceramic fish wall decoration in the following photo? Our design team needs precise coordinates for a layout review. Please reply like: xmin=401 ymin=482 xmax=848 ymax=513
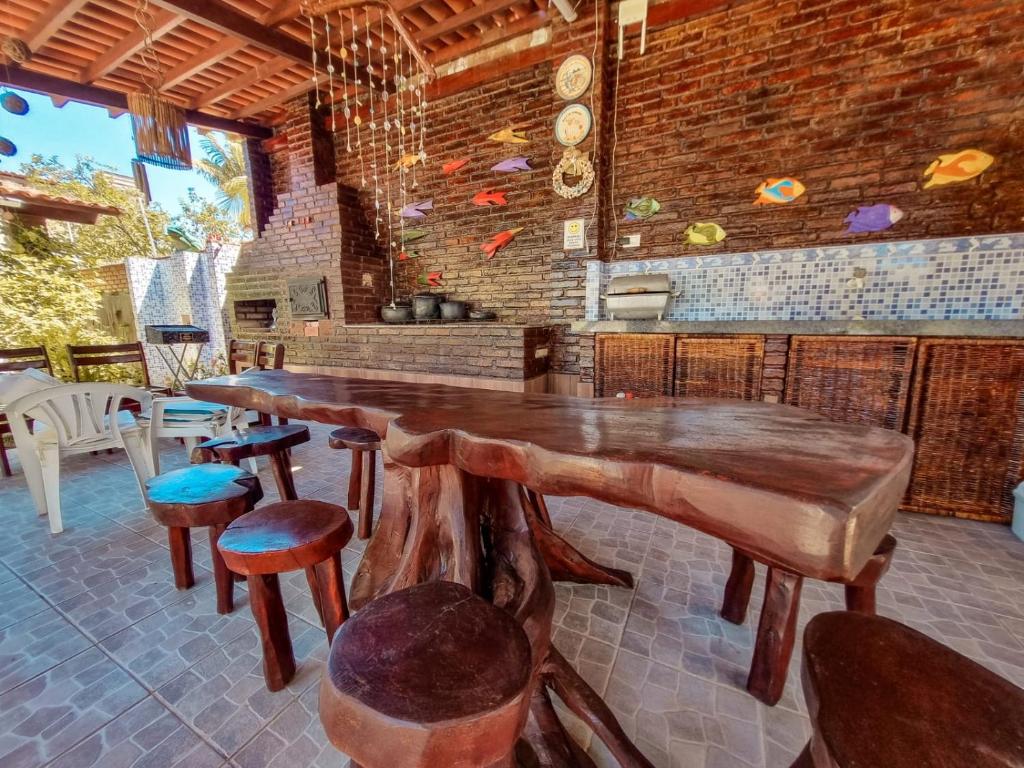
xmin=684 ymin=222 xmax=727 ymax=246
xmin=396 ymin=153 xmax=422 ymax=170
xmin=472 ymin=190 xmax=508 ymax=206
xmin=488 ymin=128 xmax=528 ymax=144
xmin=398 ymin=250 xmax=419 ymax=261
xmin=844 ymin=204 xmax=904 ymax=233
xmin=0 ymin=137 xmax=16 ymax=157
xmin=481 ymin=227 xmax=524 ymax=259
xmin=443 ymin=158 xmax=469 ymax=174
xmin=923 ymin=149 xmax=994 ymax=188
xmin=491 ymin=157 xmax=532 ymax=173
xmin=754 ymin=178 xmax=806 ymax=205
xmin=623 ymin=197 xmax=660 ymax=222
xmin=417 ymin=271 xmax=443 ymax=287
xmin=400 ymin=200 xmax=433 ymax=218
xmin=401 ymin=228 xmax=429 ymax=243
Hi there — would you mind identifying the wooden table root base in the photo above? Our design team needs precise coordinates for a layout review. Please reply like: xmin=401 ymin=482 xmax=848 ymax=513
xmin=348 ymin=455 xmax=651 ymax=767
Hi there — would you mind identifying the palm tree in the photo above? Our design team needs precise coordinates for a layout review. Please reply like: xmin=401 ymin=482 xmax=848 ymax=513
xmin=195 ymin=133 xmax=251 ymax=230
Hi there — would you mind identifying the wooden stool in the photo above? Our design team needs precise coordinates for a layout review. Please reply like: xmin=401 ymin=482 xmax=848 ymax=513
xmin=217 ymin=500 xmax=353 ymax=691
xmin=192 ymin=424 xmax=310 ymax=501
xmin=792 ymin=611 xmax=1024 ymax=768
xmin=319 ymin=581 xmax=532 ymax=768
xmin=721 ymin=534 xmax=897 ymax=705
xmin=145 ymin=464 xmax=263 ymax=614
xmin=328 ymin=426 xmax=381 ymax=539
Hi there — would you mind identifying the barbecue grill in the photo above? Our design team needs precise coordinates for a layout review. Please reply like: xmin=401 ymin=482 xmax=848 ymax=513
xmin=144 ymin=324 xmax=210 ymax=391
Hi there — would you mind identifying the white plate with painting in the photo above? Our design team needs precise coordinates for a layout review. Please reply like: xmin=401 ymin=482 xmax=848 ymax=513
xmin=555 ymin=103 xmax=592 ymax=146
xmin=555 ymin=54 xmax=593 ymax=100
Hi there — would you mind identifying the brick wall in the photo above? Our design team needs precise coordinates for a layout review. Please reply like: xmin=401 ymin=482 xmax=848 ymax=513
xmin=604 ymin=0 xmax=1024 ymax=260
xmin=80 ymin=263 xmax=129 ymax=294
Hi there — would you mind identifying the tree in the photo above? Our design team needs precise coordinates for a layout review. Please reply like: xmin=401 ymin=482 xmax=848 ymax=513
xmin=194 ymin=133 xmax=252 ymax=233
xmin=172 ymin=187 xmax=244 ymax=246
xmin=0 ymin=155 xmax=175 ymax=379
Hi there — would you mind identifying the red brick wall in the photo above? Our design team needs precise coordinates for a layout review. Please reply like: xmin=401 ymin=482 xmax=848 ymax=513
xmin=604 ymin=0 xmax=1024 ymax=260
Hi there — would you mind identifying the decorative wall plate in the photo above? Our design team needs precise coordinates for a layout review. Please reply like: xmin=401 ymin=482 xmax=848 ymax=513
xmin=555 ymin=54 xmax=593 ymax=100
xmin=555 ymin=103 xmax=592 ymax=147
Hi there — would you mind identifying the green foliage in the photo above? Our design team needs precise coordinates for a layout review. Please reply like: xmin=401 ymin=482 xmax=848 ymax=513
xmin=194 ymin=133 xmax=252 ymax=233
xmin=0 ymin=155 xmax=173 ymax=379
xmin=172 ymin=187 xmax=244 ymax=246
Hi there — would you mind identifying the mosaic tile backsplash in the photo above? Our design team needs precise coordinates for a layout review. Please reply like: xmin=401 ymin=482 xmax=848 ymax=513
xmin=585 ymin=234 xmax=1024 ymax=322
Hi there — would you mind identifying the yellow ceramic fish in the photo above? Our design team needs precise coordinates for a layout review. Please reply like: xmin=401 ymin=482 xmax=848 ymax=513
xmin=396 ymin=153 xmax=421 ymax=170
xmin=754 ymin=178 xmax=806 ymax=205
xmin=923 ymin=149 xmax=994 ymax=188
xmin=488 ymin=128 xmax=528 ymax=144
xmin=684 ymin=222 xmax=726 ymax=246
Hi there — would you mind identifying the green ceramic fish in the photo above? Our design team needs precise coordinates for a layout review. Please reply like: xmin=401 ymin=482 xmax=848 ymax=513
xmin=684 ymin=222 xmax=726 ymax=246
xmin=401 ymin=228 xmax=429 ymax=243
xmin=623 ymin=197 xmax=660 ymax=222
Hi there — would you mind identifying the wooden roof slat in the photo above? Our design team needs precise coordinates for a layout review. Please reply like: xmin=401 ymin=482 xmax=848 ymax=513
xmin=414 ymin=0 xmax=524 ymax=44
xmin=159 ymin=36 xmax=248 ymax=89
xmin=430 ymin=8 xmax=546 ymax=64
xmin=20 ymin=0 xmax=90 ymax=51
xmin=80 ymin=9 xmax=185 ymax=83
xmin=194 ymin=55 xmax=294 ymax=108
xmin=231 ymin=75 xmax=311 ymax=118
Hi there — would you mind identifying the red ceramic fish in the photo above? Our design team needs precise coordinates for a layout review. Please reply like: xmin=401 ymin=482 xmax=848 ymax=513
xmin=480 ymin=227 xmax=524 ymax=260
xmin=443 ymin=158 xmax=469 ymax=175
xmin=472 ymin=190 xmax=508 ymax=207
xmin=417 ymin=271 xmax=443 ymax=287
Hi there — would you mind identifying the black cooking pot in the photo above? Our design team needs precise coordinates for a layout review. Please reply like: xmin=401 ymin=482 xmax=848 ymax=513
xmin=412 ymin=293 xmax=442 ymax=319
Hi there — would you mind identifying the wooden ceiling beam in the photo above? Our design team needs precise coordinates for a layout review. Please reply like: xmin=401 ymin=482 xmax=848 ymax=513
xmin=1 ymin=66 xmax=271 ymax=138
xmin=429 ymin=9 xmax=547 ymax=65
xmin=414 ymin=0 xmax=524 ymax=44
xmin=261 ymin=0 xmax=305 ymax=27
xmin=231 ymin=77 xmax=313 ymax=118
xmin=160 ymin=36 xmax=246 ymax=90
xmin=148 ymin=0 xmax=384 ymax=89
xmin=79 ymin=9 xmax=184 ymax=83
xmin=20 ymin=0 xmax=90 ymax=52
xmin=193 ymin=56 xmax=294 ymax=108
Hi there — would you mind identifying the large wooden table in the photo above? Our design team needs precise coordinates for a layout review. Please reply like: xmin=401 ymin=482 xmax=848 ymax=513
xmin=188 ymin=370 xmax=913 ymax=762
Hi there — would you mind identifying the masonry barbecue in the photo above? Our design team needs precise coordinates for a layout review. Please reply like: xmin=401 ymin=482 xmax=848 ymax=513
xmin=602 ymin=273 xmax=677 ymax=320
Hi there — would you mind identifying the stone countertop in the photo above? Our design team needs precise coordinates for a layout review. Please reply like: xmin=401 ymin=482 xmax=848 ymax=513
xmin=571 ymin=319 xmax=1024 ymax=337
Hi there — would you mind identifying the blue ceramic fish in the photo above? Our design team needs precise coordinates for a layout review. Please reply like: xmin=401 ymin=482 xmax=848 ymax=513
xmin=1 ymin=91 xmax=29 ymax=116
xmin=844 ymin=204 xmax=904 ymax=233
xmin=491 ymin=157 xmax=532 ymax=173
xmin=400 ymin=200 xmax=433 ymax=219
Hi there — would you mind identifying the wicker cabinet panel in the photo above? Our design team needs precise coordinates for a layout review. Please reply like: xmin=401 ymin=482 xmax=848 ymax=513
xmin=594 ymin=334 xmax=674 ymax=398
xmin=783 ymin=336 xmax=917 ymax=430
xmin=904 ymin=339 xmax=1024 ymax=522
xmin=674 ymin=335 xmax=764 ymax=400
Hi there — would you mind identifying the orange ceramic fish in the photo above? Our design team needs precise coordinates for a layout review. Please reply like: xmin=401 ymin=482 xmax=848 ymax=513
xmin=481 ymin=227 xmax=524 ymax=260
xmin=443 ymin=158 xmax=469 ymax=174
xmin=472 ymin=190 xmax=508 ymax=206
xmin=923 ymin=149 xmax=994 ymax=188
xmin=754 ymin=178 xmax=806 ymax=205
xmin=417 ymin=271 xmax=443 ymax=287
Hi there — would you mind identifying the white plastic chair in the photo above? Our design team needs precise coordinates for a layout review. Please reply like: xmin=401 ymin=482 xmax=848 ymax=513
xmin=6 ymin=383 xmax=154 ymax=534
xmin=146 ymin=396 xmax=256 ymax=475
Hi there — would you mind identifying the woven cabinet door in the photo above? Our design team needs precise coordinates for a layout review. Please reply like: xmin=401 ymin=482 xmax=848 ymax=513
xmin=783 ymin=336 xmax=917 ymax=430
xmin=594 ymin=334 xmax=674 ymax=398
xmin=904 ymin=339 xmax=1024 ymax=522
xmin=674 ymin=335 xmax=765 ymax=400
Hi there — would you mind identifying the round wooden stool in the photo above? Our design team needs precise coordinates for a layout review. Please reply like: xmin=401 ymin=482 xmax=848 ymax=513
xmin=319 ymin=581 xmax=532 ymax=768
xmin=792 ymin=611 xmax=1024 ymax=768
xmin=328 ymin=426 xmax=381 ymax=539
xmin=217 ymin=500 xmax=353 ymax=691
xmin=192 ymin=424 xmax=310 ymax=501
xmin=145 ymin=463 xmax=263 ymax=615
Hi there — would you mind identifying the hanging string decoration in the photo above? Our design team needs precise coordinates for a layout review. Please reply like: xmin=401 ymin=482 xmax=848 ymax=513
xmin=300 ymin=0 xmax=436 ymax=308
xmin=128 ymin=0 xmax=191 ymax=169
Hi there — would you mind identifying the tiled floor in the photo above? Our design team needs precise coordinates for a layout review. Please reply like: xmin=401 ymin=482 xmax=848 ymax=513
xmin=1 ymin=421 xmax=1023 ymax=768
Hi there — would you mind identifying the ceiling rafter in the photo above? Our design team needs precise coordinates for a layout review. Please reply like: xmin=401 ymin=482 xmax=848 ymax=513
xmin=159 ymin=36 xmax=247 ymax=91
xmin=414 ymin=0 xmax=525 ymax=44
xmin=79 ymin=9 xmax=185 ymax=83
xmin=193 ymin=56 xmax=295 ymax=108
xmin=231 ymin=76 xmax=315 ymax=118
xmin=430 ymin=9 xmax=546 ymax=65
xmin=20 ymin=0 xmax=90 ymax=52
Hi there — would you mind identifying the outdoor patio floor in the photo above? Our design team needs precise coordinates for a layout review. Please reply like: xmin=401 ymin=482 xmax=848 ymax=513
xmin=1 ymin=419 xmax=1023 ymax=768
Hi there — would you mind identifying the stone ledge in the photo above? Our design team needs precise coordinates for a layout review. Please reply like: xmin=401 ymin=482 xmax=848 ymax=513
xmin=571 ymin=320 xmax=1024 ymax=338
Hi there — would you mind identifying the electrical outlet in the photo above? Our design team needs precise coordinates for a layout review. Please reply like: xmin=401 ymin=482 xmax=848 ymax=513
xmin=619 ymin=234 xmax=640 ymax=248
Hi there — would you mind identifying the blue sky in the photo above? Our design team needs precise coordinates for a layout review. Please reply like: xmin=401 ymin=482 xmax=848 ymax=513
xmin=0 ymin=87 xmax=222 ymax=216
